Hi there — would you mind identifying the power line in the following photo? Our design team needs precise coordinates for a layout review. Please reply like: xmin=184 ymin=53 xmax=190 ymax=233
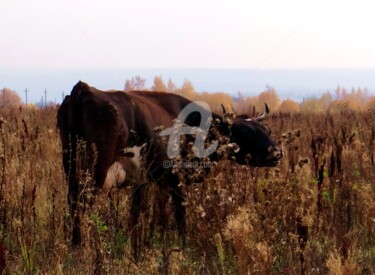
xmin=48 ymin=0 xmax=120 ymax=70
xmin=256 ymin=0 xmax=328 ymax=68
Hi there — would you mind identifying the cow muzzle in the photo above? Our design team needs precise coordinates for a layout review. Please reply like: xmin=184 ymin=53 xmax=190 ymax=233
xmin=266 ymin=145 xmax=283 ymax=166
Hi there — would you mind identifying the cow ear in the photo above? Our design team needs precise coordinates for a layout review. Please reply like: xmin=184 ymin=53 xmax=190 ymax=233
xmin=255 ymin=103 xmax=269 ymax=122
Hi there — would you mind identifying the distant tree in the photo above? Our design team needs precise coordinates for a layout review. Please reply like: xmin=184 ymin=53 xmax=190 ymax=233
xmin=244 ymin=96 xmax=259 ymax=115
xmin=237 ymin=90 xmax=285 ymax=116
xmin=349 ymin=87 xmax=368 ymax=107
xmin=124 ymin=75 xmax=146 ymax=91
xmin=366 ymin=96 xmax=375 ymax=111
xmin=233 ymin=92 xmax=253 ymax=113
xmin=328 ymin=99 xmax=361 ymax=113
xmin=35 ymin=96 xmax=45 ymax=108
xmin=335 ymin=85 xmax=352 ymax=100
xmin=152 ymin=75 xmax=167 ymax=92
xmin=300 ymin=98 xmax=324 ymax=113
xmin=0 ymin=88 xmax=21 ymax=107
xmin=35 ymin=97 xmax=56 ymax=108
xmin=362 ymin=87 xmax=371 ymax=110
xmin=319 ymin=91 xmax=332 ymax=111
xmin=175 ymin=79 xmax=200 ymax=101
xmin=167 ymin=79 xmax=177 ymax=93
xmin=234 ymin=92 xmax=245 ymax=113
xmin=331 ymin=86 xmax=369 ymax=111
xmin=258 ymin=87 xmax=280 ymax=112
xmin=124 ymin=81 xmax=131 ymax=91
xmin=299 ymin=90 xmax=365 ymax=113
xmin=200 ymin=92 xmax=235 ymax=113
xmin=279 ymin=99 xmax=300 ymax=113
xmin=22 ymin=103 xmax=37 ymax=110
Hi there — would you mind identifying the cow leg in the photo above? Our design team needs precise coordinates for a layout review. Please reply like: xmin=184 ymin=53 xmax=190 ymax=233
xmin=63 ymin=140 xmax=82 ymax=247
xmin=169 ymin=175 xmax=186 ymax=247
xmin=129 ymin=183 xmax=146 ymax=260
xmin=68 ymin=140 xmax=98 ymax=247
xmin=160 ymin=189 xmax=171 ymax=232
xmin=68 ymin=176 xmax=81 ymax=246
xmin=148 ymin=185 xmax=170 ymax=250
xmin=60 ymin=137 xmax=78 ymax=246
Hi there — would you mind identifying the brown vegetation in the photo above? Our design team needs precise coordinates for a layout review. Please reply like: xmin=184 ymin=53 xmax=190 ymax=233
xmin=279 ymin=99 xmax=301 ymax=113
xmin=0 ymin=88 xmax=21 ymax=108
xmin=0 ymin=105 xmax=374 ymax=274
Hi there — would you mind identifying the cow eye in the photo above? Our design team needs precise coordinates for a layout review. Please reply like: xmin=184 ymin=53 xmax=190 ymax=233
xmin=123 ymin=152 xmax=135 ymax=158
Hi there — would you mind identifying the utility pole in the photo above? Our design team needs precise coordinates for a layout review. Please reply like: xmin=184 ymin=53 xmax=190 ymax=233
xmin=44 ymin=89 xmax=47 ymax=107
xmin=25 ymin=88 xmax=28 ymax=107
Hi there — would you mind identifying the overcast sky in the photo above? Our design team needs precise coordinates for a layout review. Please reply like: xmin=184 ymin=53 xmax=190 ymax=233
xmin=1 ymin=0 xmax=375 ymax=69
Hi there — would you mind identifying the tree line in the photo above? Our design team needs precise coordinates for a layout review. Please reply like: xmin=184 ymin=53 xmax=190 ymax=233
xmin=125 ymin=75 xmax=375 ymax=114
xmin=2 ymin=76 xmax=374 ymax=113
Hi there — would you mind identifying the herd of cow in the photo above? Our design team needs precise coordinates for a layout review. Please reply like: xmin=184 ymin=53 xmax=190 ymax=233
xmin=57 ymin=81 xmax=283 ymax=257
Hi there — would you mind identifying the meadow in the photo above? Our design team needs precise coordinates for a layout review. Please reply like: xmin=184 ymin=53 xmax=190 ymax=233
xmin=0 ymin=106 xmax=374 ymax=274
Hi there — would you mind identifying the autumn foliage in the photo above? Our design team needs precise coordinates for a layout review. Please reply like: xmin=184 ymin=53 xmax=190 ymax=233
xmin=123 ymin=76 xmax=374 ymax=115
xmin=4 ymin=76 xmax=373 ymax=115
xmin=0 ymin=88 xmax=21 ymax=107
xmin=279 ymin=98 xmax=300 ymax=113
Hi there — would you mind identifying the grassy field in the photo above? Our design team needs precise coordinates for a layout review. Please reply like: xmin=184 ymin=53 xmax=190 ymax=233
xmin=0 ymin=106 xmax=374 ymax=274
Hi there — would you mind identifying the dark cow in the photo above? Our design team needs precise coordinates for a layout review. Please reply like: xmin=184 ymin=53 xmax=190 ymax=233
xmin=57 ymin=81 xmax=282 ymax=255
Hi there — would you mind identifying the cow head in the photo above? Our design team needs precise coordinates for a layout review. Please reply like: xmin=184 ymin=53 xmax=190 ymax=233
xmin=223 ymin=104 xmax=283 ymax=167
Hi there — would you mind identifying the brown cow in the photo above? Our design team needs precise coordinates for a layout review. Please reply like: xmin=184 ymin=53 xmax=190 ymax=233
xmin=57 ymin=81 xmax=282 ymax=257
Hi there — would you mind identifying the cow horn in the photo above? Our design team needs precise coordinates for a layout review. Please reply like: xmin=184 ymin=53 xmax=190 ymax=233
xmin=255 ymin=103 xmax=270 ymax=122
xmin=221 ymin=104 xmax=227 ymax=114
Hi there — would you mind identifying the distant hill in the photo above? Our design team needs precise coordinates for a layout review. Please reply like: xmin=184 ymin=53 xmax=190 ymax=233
xmin=1 ymin=68 xmax=374 ymax=103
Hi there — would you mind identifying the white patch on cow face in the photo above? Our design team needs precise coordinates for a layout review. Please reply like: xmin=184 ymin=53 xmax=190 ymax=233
xmin=121 ymin=143 xmax=147 ymax=169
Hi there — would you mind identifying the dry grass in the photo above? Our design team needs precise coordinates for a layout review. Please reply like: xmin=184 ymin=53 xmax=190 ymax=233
xmin=0 ymin=106 xmax=374 ymax=274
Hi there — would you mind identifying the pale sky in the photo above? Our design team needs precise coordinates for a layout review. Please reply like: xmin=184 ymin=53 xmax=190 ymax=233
xmin=1 ymin=0 xmax=375 ymax=69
